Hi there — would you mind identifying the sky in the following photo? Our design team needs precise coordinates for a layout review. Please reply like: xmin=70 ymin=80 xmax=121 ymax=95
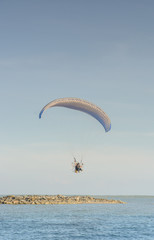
xmin=0 ymin=0 xmax=154 ymax=195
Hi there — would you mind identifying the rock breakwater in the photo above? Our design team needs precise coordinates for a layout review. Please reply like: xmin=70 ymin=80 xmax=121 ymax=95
xmin=0 ymin=195 xmax=125 ymax=205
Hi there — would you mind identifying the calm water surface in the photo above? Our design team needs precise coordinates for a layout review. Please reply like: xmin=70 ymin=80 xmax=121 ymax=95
xmin=0 ymin=196 xmax=154 ymax=240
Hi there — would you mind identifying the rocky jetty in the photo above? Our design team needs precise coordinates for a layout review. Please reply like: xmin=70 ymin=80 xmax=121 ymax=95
xmin=0 ymin=195 xmax=124 ymax=205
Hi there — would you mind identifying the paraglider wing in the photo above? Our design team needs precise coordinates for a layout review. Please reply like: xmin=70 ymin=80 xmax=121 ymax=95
xmin=39 ymin=98 xmax=111 ymax=132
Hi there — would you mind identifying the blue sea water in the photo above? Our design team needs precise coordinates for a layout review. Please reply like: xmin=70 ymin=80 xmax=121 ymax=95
xmin=0 ymin=196 xmax=154 ymax=240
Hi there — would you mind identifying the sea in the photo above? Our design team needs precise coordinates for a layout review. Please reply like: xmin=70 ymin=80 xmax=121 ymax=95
xmin=0 ymin=196 xmax=154 ymax=240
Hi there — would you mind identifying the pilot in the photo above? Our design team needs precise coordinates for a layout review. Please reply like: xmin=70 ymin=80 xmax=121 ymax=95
xmin=75 ymin=162 xmax=83 ymax=173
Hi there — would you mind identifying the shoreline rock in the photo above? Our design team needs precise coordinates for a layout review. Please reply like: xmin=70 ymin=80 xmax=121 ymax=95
xmin=0 ymin=195 xmax=125 ymax=205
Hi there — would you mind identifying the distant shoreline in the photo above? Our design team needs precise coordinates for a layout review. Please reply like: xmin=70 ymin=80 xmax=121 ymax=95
xmin=0 ymin=195 xmax=125 ymax=205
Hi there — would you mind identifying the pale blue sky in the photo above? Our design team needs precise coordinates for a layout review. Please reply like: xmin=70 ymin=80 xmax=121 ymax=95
xmin=0 ymin=0 xmax=154 ymax=195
